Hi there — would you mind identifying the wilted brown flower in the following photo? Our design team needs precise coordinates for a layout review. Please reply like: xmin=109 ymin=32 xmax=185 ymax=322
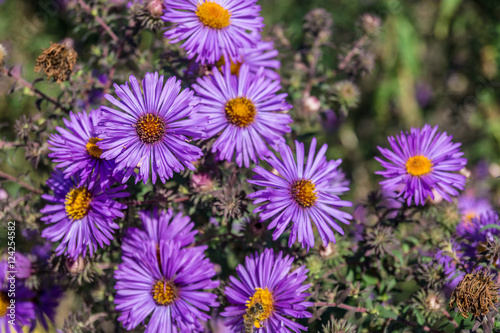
xmin=449 ymin=269 xmax=500 ymax=319
xmin=35 ymin=42 xmax=77 ymax=83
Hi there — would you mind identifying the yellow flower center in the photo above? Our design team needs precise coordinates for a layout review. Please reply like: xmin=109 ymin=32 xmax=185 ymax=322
xmin=406 ymin=155 xmax=433 ymax=176
xmin=152 ymin=280 xmax=178 ymax=306
xmin=86 ymin=137 xmax=103 ymax=158
xmin=464 ymin=212 xmax=476 ymax=223
xmin=291 ymin=179 xmax=318 ymax=208
xmin=216 ymin=56 xmax=243 ymax=75
xmin=245 ymin=287 xmax=274 ymax=328
xmin=65 ymin=187 xmax=91 ymax=220
xmin=136 ymin=114 xmax=165 ymax=144
xmin=225 ymin=97 xmax=256 ymax=128
xmin=0 ymin=292 xmax=9 ymax=317
xmin=196 ymin=1 xmax=231 ymax=29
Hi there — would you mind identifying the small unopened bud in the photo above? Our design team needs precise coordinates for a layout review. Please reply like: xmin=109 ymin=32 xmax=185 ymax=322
xmin=318 ymin=242 xmax=335 ymax=258
xmin=359 ymin=13 xmax=381 ymax=37
xmin=333 ymin=81 xmax=360 ymax=109
xmin=303 ymin=95 xmax=321 ymax=114
xmin=0 ymin=188 xmax=7 ymax=201
xmin=413 ymin=289 xmax=445 ymax=323
xmin=303 ymin=8 xmax=333 ymax=44
xmin=191 ymin=172 xmax=216 ymax=193
xmin=66 ymin=256 xmax=85 ymax=276
xmin=147 ymin=0 xmax=165 ymax=18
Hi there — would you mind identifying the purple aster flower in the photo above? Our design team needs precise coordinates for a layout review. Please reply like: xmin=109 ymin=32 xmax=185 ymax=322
xmin=30 ymin=282 xmax=63 ymax=331
xmin=456 ymin=210 xmax=500 ymax=245
xmin=122 ymin=207 xmax=197 ymax=255
xmin=193 ymin=64 xmax=292 ymax=167
xmin=40 ymin=170 xmax=128 ymax=258
xmin=248 ymin=138 xmax=353 ymax=250
xmin=221 ymin=248 xmax=313 ymax=332
xmin=0 ymin=253 xmax=31 ymax=280
xmin=376 ymin=125 xmax=467 ymax=206
xmin=0 ymin=261 xmax=35 ymax=333
xmin=48 ymin=109 xmax=116 ymax=190
xmin=162 ymin=0 xmax=264 ymax=65
xmin=457 ymin=192 xmax=492 ymax=223
xmin=217 ymin=37 xmax=281 ymax=80
xmin=434 ymin=241 xmax=466 ymax=296
xmin=114 ymin=240 xmax=219 ymax=332
xmin=98 ymin=73 xmax=204 ymax=184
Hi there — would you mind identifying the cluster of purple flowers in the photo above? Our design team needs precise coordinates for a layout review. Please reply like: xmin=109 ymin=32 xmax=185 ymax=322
xmin=33 ymin=0 xmax=483 ymax=332
xmin=0 ymin=253 xmax=62 ymax=333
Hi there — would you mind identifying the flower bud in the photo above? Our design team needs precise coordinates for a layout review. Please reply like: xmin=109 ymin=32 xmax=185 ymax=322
xmin=66 ymin=256 xmax=85 ymax=276
xmin=147 ymin=0 xmax=165 ymax=18
xmin=359 ymin=13 xmax=381 ymax=37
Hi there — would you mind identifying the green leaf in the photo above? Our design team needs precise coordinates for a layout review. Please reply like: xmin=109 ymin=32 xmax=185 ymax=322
xmin=479 ymin=224 xmax=500 ymax=232
xmin=415 ymin=311 xmax=426 ymax=326
xmin=362 ymin=274 xmax=379 ymax=286
xmin=378 ymin=307 xmax=398 ymax=320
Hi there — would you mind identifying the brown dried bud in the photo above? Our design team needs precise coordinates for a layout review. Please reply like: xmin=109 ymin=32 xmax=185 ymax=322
xmin=65 ymin=256 xmax=86 ymax=276
xmin=35 ymin=42 xmax=77 ymax=83
xmin=449 ymin=269 xmax=500 ymax=318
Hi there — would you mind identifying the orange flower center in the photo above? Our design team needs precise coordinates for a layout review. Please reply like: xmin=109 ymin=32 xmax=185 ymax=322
xmin=152 ymin=280 xmax=178 ymax=306
xmin=86 ymin=137 xmax=103 ymax=158
xmin=225 ymin=97 xmax=256 ymax=128
xmin=65 ymin=187 xmax=91 ymax=220
xmin=196 ymin=1 xmax=231 ymax=29
xmin=0 ymin=292 xmax=9 ymax=317
xmin=136 ymin=114 xmax=165 ymax=144
xmin=406 ymin=155 xmax=433 ymax=176
xmin=291 ymin=179 xmax=318 ymax=208
xmin=244 ymin=287 xmax=274 ymax=328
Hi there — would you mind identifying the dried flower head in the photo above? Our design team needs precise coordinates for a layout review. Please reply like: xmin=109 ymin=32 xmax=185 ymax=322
xmin=14 ymin=115 xmax=35 ymax=141
xmin=35 ymin=42 xmax=77 ymax=82
xmin=479 ymin=237 xmax=500 ymax=267
xmin=333 ymin=80 xmax=361 ymax=109
xmin=365 ymin=226 xmax=399 ymax=256
xmin=449 ymin=269 xmax=500 ymax=318
xmin=213 ymin=181 xmax=248 ymax=221
xmin=322 ymin=318 xmax=357 ymax=333
xmin=412 ymin=289 xmax=446 ymax=324
xmin=416 ymin=259 xmax=447 ymax=289
xmin=303 ymin=8 xmax=333 ymax=44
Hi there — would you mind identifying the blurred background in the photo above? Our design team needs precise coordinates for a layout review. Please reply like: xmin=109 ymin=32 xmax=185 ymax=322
xmin=0 ymin=0 xmax=500 ymax=331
